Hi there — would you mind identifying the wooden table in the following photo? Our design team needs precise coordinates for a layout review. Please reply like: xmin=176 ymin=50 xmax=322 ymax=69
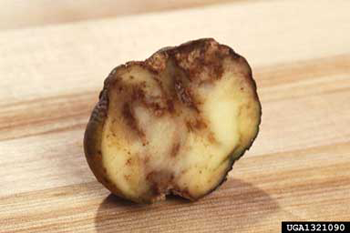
xmin=1 ymin=0 xmax=349 ymax=232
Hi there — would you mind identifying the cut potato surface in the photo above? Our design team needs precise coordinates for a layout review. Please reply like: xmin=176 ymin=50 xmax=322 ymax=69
xmin=84 ymin=38 xmax=261 ymax=203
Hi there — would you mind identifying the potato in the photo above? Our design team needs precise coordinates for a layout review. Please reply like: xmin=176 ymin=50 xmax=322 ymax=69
xmin=84 ymin=38 xmax=261 ymax=203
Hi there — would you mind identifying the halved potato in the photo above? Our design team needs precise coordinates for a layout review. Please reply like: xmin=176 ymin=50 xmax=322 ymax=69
xmin=84 ymin=38 xmax=261 ymax=203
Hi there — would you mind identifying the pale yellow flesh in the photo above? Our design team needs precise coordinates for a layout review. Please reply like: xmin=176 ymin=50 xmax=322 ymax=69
xmin=101 ymin=58 xmax=260 ymax=202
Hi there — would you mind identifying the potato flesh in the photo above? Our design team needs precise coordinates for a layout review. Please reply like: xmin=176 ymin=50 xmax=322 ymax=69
xmin=100 ymin=55 xmax=260 ymax=202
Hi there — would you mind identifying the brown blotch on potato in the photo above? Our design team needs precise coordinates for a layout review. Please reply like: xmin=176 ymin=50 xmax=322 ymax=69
xmin=122 ymin=102 xmax=146 ymax=140
xmin=126 ymin=158 xmax=132 ymax=165
xmin=147 ymin=170 xmax=175 ymax=196
xmin=186 ymin=118 xmax=207 ymax=132
xmin=174 ymin=79 xmax=198 ymax=112
xmin=170 ymin=142 xmax=181 ymax=158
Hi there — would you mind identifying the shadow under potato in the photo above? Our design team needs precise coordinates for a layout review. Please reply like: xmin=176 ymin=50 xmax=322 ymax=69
xmin=94 ymin=178 xmax=280 ymax=232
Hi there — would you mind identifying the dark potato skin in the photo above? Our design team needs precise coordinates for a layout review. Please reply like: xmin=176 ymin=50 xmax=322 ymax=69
xmin=84 ymin=38 xmax=261 ymax=203
xmin=84 ymin=90 xmax=114 ymax=193
xmin=84 ymin=74 xmax=132 ymax=201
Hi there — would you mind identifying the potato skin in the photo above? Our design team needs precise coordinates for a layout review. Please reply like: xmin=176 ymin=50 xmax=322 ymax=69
xmin=84 ymin=72 xmax=126 ymax=199
xmin=84 ymin=38 xmax=261 ymax=202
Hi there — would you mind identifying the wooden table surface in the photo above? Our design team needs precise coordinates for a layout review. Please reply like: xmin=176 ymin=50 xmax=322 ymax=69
xmin=1 ymin=0 xmax=349 ymax=232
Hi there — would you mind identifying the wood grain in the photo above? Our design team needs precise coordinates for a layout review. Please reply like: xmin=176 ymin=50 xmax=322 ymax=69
xmin=0 ymin=0 xmax=242 ymax=30
xmin=0 ymin=0 xmax=350 ymax=232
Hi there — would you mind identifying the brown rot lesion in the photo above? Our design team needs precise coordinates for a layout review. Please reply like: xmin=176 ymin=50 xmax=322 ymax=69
xmin=122 ymin=102 xmax=145 ymax=138
xmin=174 ymin=79 xmax=198 ymax=111
xmin=170 ymin=142 xmax=181 ymax=158
xmin=146 ymin=170 xmax=176 ymax=199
